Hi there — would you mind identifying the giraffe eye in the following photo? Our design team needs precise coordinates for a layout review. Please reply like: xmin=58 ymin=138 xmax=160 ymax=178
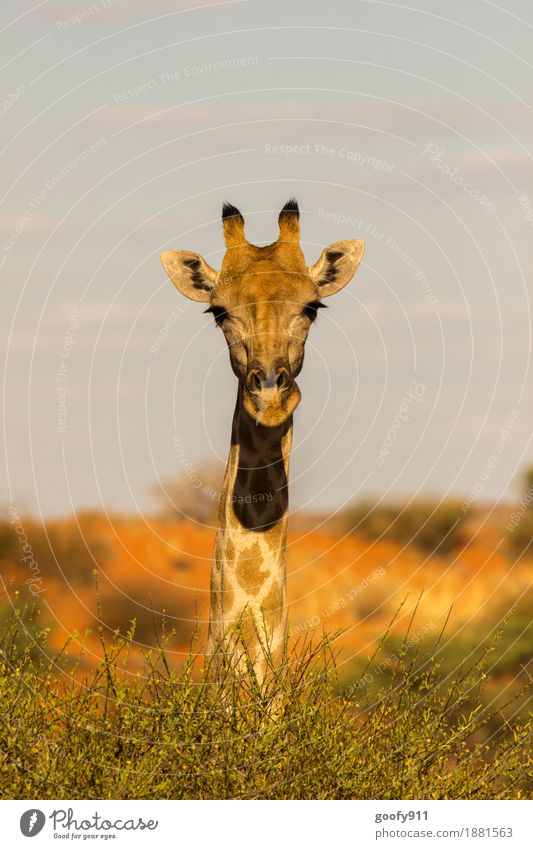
xmin=302 ymin=300 xmax=326 ymax=322
xmin=205 ymin=306 xmax=229 ymax=326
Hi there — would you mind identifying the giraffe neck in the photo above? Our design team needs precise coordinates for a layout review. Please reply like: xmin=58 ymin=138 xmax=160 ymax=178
xmin=208 ymin=384 xmax=292 ymax=666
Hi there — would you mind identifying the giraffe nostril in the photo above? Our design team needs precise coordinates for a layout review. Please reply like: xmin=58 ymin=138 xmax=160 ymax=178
xmin=247 ymin=369 xmax=263 ymax=393
xmin=247 ymin=366 xmax=290 ymax=395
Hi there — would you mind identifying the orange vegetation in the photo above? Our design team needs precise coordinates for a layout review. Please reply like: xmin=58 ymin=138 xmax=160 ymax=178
xmin=2 ymin=510 xmax=531 ymax=678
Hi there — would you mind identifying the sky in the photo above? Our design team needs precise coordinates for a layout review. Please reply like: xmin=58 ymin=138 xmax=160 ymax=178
xmin=1 ymin=0 xmax=533 ymax=519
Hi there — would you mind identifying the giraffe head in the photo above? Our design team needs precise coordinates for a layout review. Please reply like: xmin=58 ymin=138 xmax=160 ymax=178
xmin=161 ymin=200 xmax=365 ymax=427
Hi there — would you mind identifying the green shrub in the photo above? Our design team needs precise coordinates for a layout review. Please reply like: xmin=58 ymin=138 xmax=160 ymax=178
xmin=339 ymin=606 xmax=533 ymax=733
xmin=344 ymin=498 xmax=470 ymax=555
xmin=1 ymin=516 xmax=106 ymax=587
xmin=506 ymin=511 xmax=533 ymax=558
xmin=0 ymin=522 xmax=18 ymax=561
xmin=505 ymin=465 xmax=533 ymax=558
xmin=30 ymin=521 xmax=106 ymax=587
xmin=0 ymin=608 xmax=530 ymax=799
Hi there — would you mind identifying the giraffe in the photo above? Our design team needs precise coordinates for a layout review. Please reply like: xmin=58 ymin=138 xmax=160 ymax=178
xmin=160 ymin=200 xmax=364 ymax=677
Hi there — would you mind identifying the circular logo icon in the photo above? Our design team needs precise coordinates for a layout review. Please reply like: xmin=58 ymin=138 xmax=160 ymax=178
xmin=20 ymin=810 xmax=46 ymax=837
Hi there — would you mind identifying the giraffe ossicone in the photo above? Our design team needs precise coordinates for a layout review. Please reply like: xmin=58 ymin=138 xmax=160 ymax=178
xmin=161 ymin=200 xmax=365 ymax=677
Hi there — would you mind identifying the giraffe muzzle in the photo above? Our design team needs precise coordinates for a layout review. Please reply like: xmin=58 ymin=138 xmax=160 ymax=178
xmin=243 ymin=364 xmax=301 ymax=425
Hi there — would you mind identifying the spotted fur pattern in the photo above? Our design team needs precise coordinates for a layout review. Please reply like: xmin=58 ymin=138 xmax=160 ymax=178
xmin=160 ymin=200 xmax=365 ymax=679
xmin=207 ymin=388 xmax=291 ymax=677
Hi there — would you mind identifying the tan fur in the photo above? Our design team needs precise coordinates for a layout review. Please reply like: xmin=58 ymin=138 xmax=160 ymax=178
xmin=160 ymin=201 xmax=364 ymax=678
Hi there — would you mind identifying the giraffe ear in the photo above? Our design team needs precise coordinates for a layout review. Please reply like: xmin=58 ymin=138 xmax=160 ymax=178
xmin=160 ymin=250 xmax=218 ymax=302
xmin=309 ymin=239 xmax=365 ymax=297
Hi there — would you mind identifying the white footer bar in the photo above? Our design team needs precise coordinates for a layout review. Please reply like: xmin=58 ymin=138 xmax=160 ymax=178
xmin=2 ymin=799 xmax=532 ymax=849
